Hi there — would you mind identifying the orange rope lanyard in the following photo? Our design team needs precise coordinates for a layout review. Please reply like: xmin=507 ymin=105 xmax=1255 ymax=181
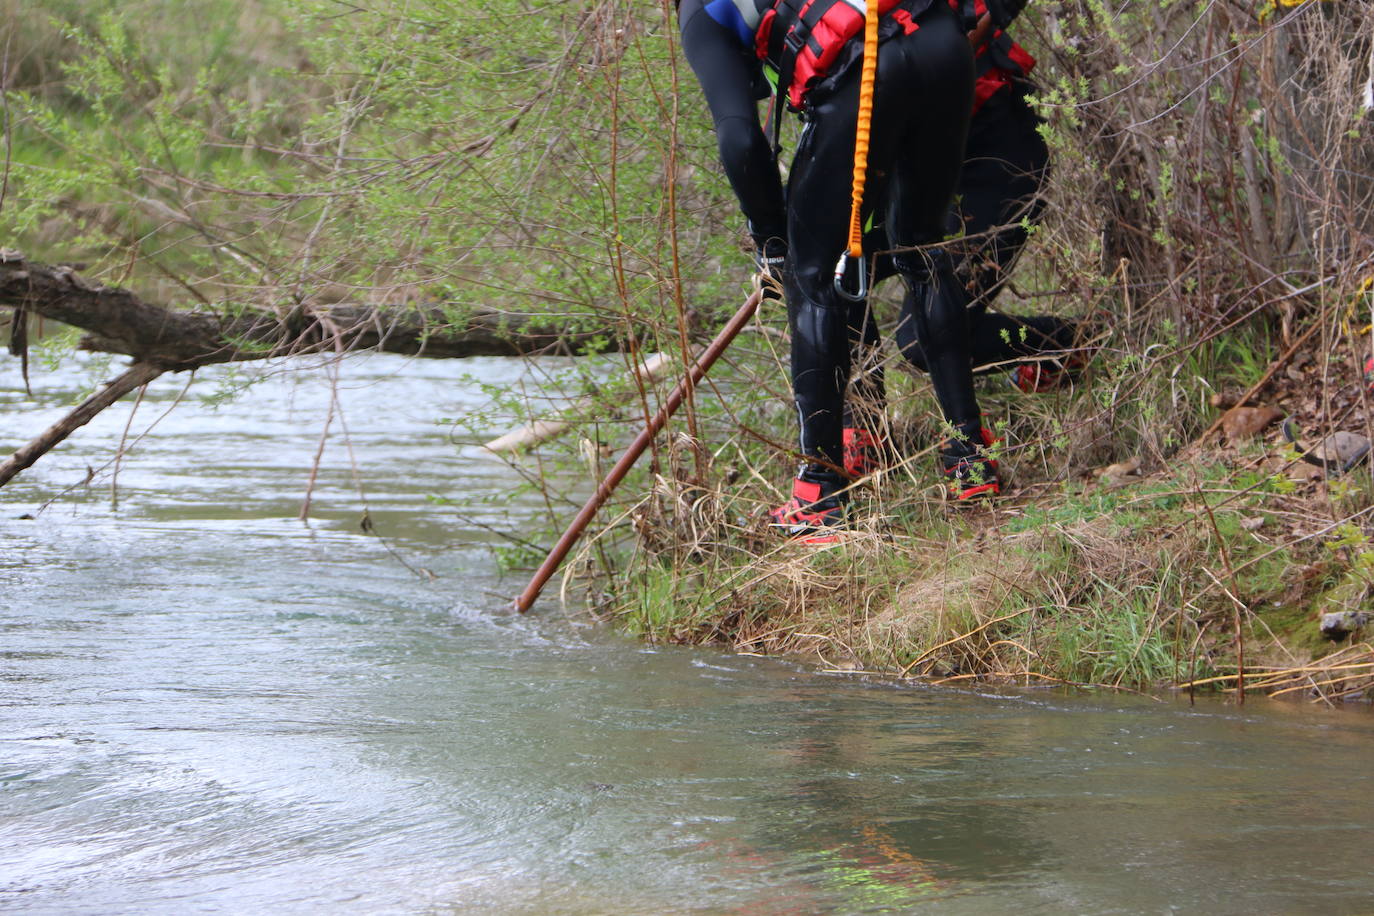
xmin=835 ymin=0 xmax=880 ymax=301
xmin=848 ymin=0 xmax=881 ymax=258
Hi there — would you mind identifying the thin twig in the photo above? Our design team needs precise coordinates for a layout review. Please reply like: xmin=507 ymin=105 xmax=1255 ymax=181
xmin=109 ymin=377 xmax=152 ymax=509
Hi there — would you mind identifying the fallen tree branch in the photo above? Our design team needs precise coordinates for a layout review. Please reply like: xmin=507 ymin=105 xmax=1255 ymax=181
xmin=0 ymin=253 xmax=653 ymax=488
xmin=0 ymin=361 xmax=165 ymax=488
xmin=1180 ymin=314 xmax=1324 ymax=454
xmin=0 ymin=253 xmax=631 ymax=369
xmin=481 ymin=351 xmax=678 ymax=453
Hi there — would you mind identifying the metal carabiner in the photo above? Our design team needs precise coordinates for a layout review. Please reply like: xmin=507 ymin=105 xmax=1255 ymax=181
xmin=833 ymin=251 xmax=868 ymax=302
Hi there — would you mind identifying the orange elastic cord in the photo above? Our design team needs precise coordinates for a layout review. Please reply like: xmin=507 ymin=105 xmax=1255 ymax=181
xmin=846 ymin=0 xmax=881 ymax=260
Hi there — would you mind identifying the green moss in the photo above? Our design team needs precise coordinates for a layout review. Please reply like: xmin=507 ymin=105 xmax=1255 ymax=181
xmin=1255 ymin=600 xmax=1326 ymax=657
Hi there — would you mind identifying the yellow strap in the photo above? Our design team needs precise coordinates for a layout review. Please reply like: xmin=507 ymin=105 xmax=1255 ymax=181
xmin=847 ymin=0 xmax=881 ymax=258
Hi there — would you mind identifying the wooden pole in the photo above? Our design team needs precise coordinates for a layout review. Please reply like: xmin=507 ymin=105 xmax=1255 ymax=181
xmin=512 ymin=290 xmax=762 ymax=613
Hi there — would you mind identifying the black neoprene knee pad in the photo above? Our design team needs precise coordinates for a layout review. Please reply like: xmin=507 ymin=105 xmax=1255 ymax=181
xmin=895 ymin=270 xmax=969 ymax=371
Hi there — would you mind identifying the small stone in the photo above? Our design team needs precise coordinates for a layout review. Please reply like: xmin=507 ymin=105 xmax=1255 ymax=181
xmin=1313 ymin=431 xmax=1371 ymax=468
xmin=1240 ymin=516 xmax=1265 ymax=531
xmin=1289 ymin=461 xmax=1324 ymax=482
xmin=1320 ymin=611 xmax=1369 ymax=641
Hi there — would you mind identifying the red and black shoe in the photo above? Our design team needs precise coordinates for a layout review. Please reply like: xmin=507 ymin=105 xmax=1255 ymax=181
xmin=1009 ymin=351 xmax=1088 ymax=394
xmin=940 ymin=427 xmax=1001 ymax=502
xmin=842 ymin=427 xmax=884 ymax=479
xmin=769 ymin=477 xmax=846 ymax=544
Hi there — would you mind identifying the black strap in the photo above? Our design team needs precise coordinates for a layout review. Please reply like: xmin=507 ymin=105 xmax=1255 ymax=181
xmin=766 ymin=81 xmax=784 ymax=163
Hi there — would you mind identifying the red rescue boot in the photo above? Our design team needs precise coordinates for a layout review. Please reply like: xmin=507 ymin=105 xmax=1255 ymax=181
xmin=769 ymin=477 xmax=846 ymax=544
xmin=842 ymin=427 xmax=884 ymax=479
xmin=940 ymin=427 xmax=1001 ymax=501
xmin=1009 ymin=352 xmax=1086 ymax=394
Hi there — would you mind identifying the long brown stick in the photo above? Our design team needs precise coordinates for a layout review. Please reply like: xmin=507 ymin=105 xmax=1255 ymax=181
xmin=512 ymin=290 xmax=762 ymax=613
xmin=0 ymin=361 xmax=164 ymax=487
xmin=1183 ymin=315 xmax=1323 ymax=452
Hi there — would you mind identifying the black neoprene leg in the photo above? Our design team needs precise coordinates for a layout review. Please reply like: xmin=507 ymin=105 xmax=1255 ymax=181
xmin=891 ymin=86 xmax=1078 ymax=374
xmin=783 ymin=267 xmax=850 ymax=479
xmin=783 ymin=63 xmax=879 ymax=479
xmin=896 ymin=308 xmax=1076 ymax=372
xmin=893 ymin=254 xmax=980 ymax=436
xmin=956 ymin=87 xmax=1049 ymax=306
xmin=878 ymin=11 xmax=980 ymax=437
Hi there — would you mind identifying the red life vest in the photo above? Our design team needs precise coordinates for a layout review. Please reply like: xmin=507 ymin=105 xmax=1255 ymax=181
xmin=945 ymin=0 xmax=1036 ymax=113
xmin=753 ymin=0 xmax=922 ymax=109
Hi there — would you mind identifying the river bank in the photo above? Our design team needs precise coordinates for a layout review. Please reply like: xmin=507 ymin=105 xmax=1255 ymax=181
xmin=606 ymin=375 xmax=1374 ymax=704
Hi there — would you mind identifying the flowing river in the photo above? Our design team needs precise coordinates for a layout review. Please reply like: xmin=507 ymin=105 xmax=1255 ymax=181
xmin=3 ymin=353 xmax=1374 ymax=914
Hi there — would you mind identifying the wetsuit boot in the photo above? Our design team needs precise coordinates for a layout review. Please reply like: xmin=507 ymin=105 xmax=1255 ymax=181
xmin=769 ymin=467 xmax=848 ymax=543
xmin=940 ymin=424 xmax=1001 ymax=501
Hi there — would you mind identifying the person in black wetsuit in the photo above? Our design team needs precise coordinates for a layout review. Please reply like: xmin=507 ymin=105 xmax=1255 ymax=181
xmin=842 ymin=1 xmax=1084 ymax=479
xmin=678 ymin=0 xmax=1013 ymax=538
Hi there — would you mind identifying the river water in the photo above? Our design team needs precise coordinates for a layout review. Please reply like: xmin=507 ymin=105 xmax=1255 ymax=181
xmin=3 ymin=353 xmax=1374 ymax=914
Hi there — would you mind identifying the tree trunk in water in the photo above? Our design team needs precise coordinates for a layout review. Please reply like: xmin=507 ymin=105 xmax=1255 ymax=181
xmin=0 ymin=255 xmax=634 ymax=369
xmin=0 ymin=254 xmax=653 ymax=489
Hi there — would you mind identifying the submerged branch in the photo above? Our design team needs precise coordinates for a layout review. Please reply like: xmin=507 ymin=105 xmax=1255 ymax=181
xmin=0 ymin=362 xmax=164 ymax=488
